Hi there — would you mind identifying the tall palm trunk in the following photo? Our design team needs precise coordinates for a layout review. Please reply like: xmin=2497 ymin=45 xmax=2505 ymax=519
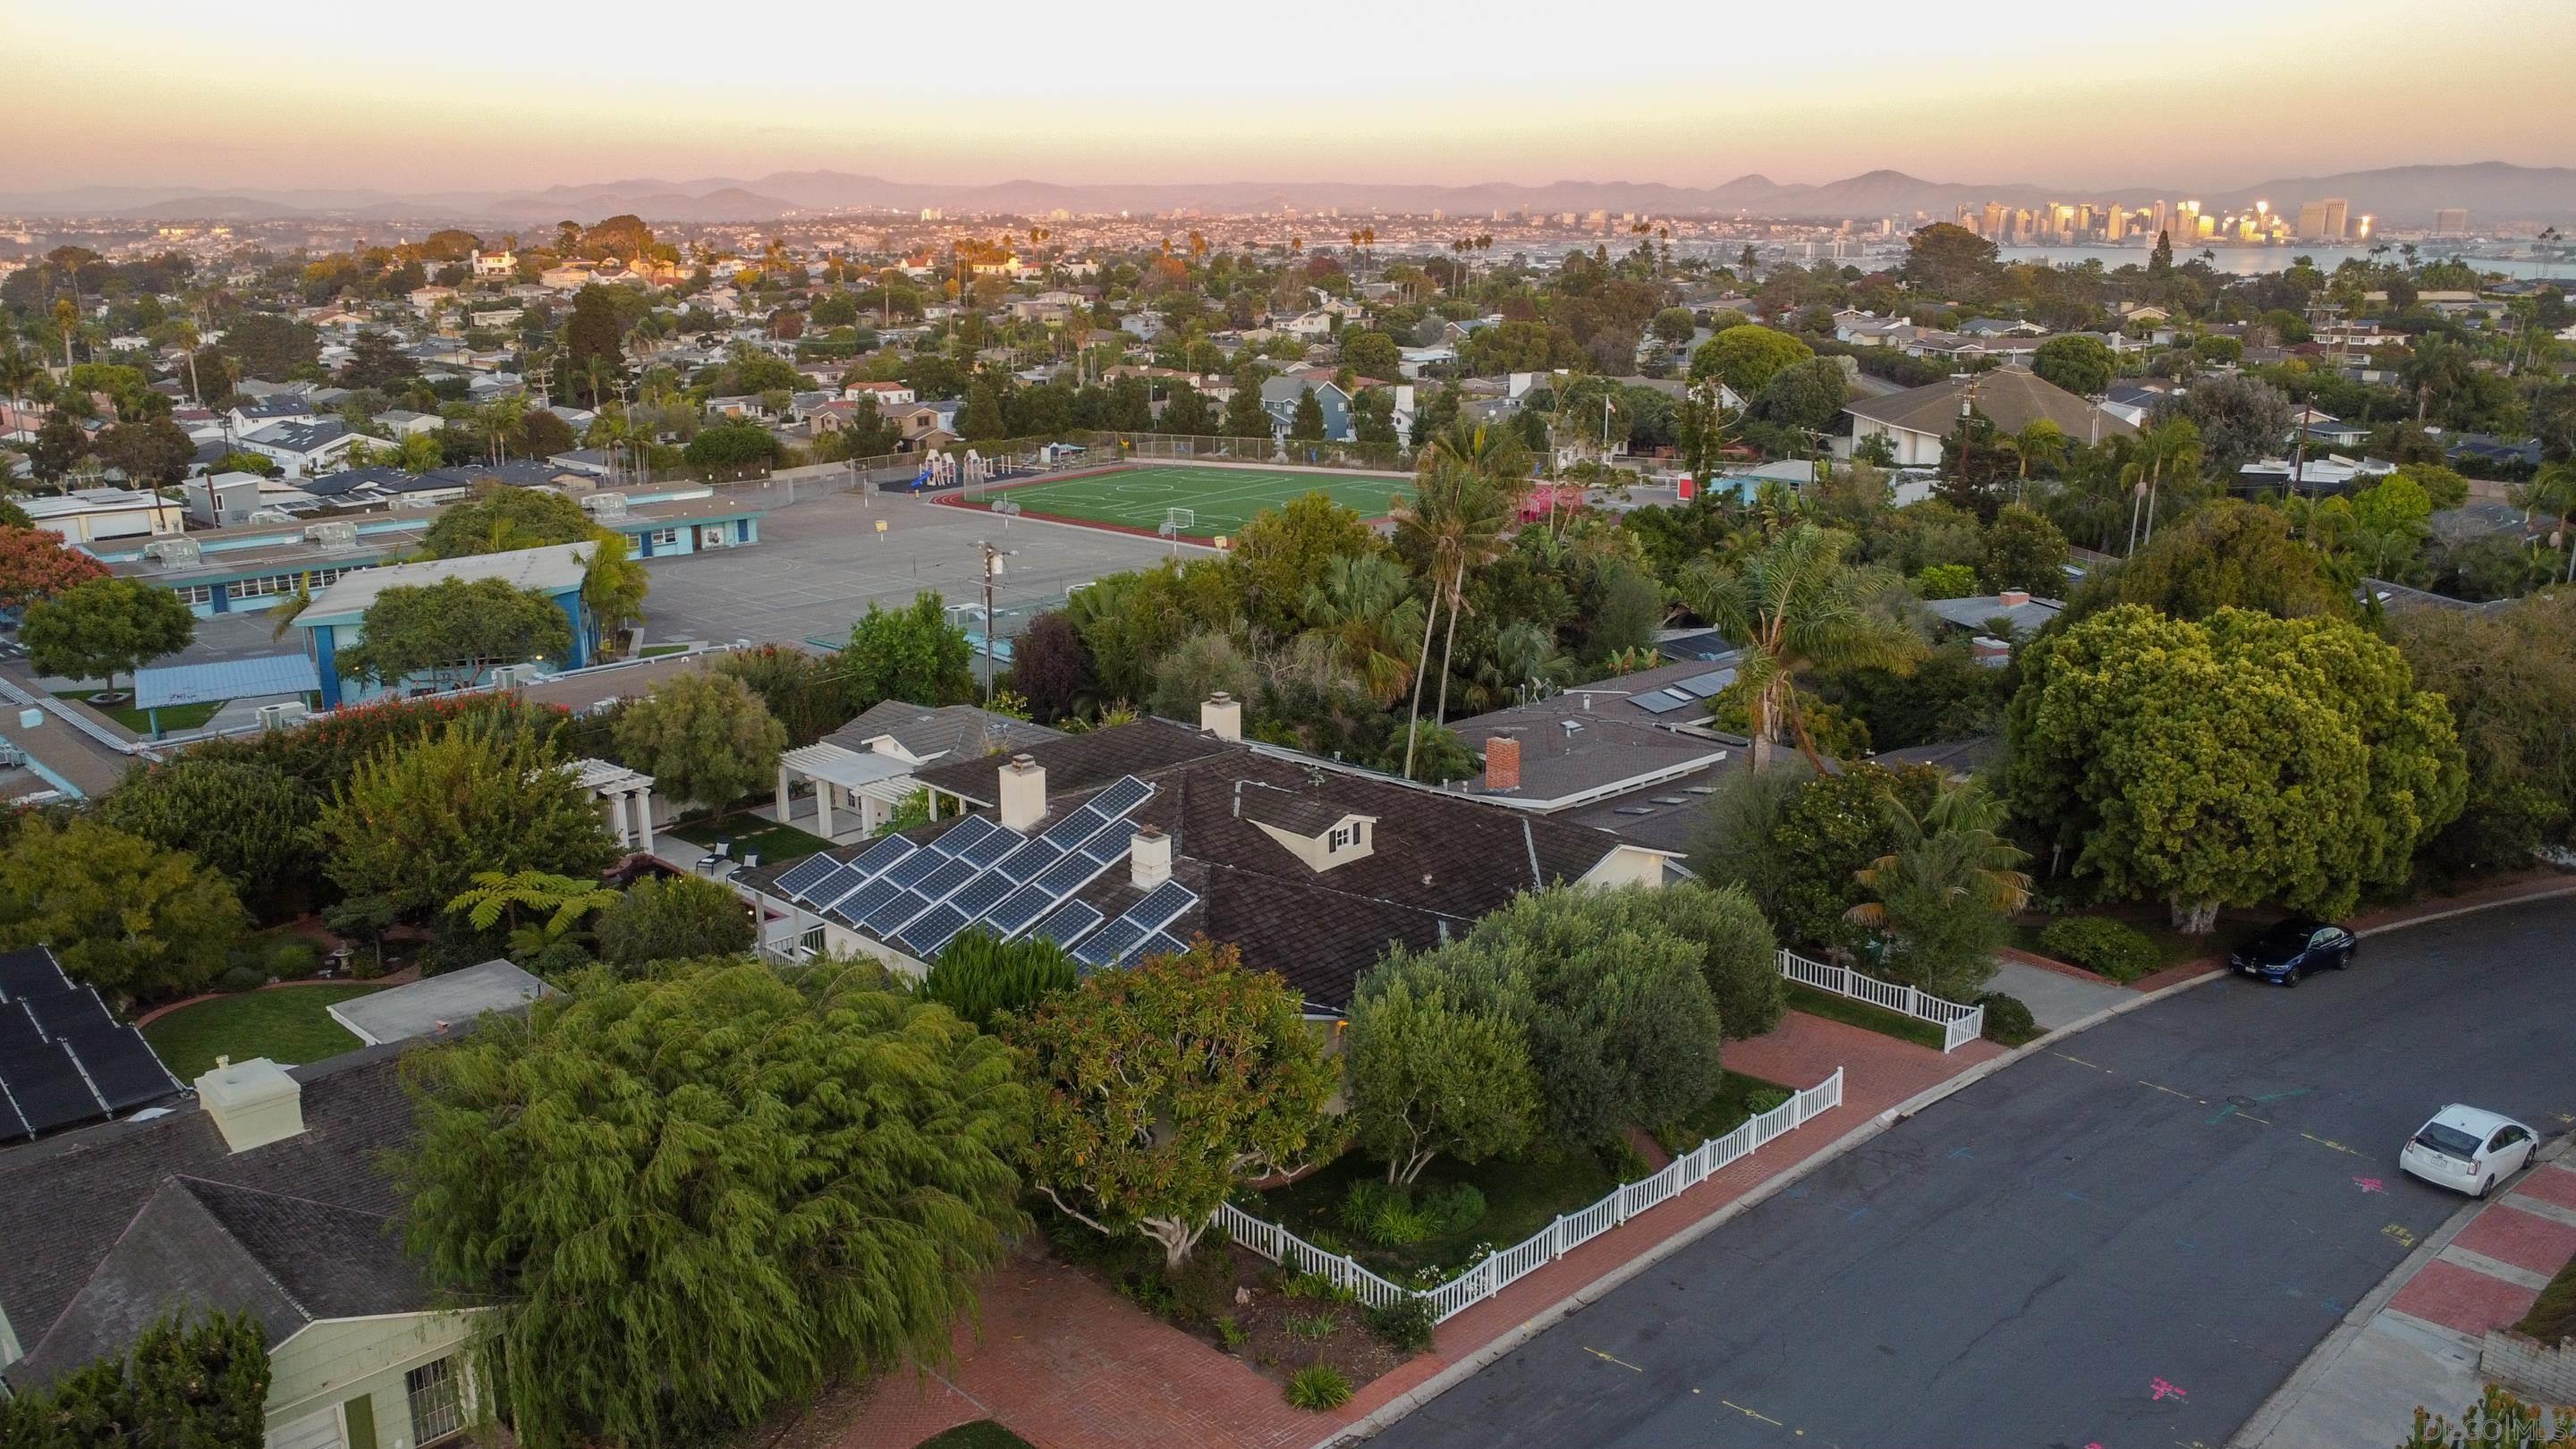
xmin=1432 ymin=562 xmax=1465 ymax=732
xmin=1401 ymin=565 xmax=1445 ymax=779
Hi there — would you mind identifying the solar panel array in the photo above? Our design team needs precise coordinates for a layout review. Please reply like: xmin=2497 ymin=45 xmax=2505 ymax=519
xmin=1629 ymin=667 xmax=1738 ymax=717
xmin=1072 ymin=879 xmax=1201 ymax=970
xmin=0 ymin=945 xmax=185 ymax=1141
xmin=764 ymin=777 xmax=1166 ymax=962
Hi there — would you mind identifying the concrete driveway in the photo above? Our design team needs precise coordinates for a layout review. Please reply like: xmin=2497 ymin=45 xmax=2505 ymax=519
xmin=1368 ymin=897 xmax=2576 ymax=1449
xmin=1991 ymin=955 xmax=2138 ymax=1030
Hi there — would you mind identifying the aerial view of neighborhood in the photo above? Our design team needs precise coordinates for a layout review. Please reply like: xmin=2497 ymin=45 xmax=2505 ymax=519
xmin=2 ymin=4 xmax=2573 ymax=1448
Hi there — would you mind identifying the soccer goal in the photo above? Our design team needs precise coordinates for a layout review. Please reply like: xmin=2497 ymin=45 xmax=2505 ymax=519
xmin=1158 ymin=505 xmax=1195 ymax=544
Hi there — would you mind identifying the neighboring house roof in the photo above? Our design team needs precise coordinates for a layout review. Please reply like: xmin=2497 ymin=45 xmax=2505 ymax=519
xmin=1871 ymin=734 xmax=2004 ymax=778
xmin=1845 ymin=370 xmax=2137 ymax=442
xmin=298 ymin=539 xmax=593 ymax=625
xmin=909 ymin=716 xmax=1226 ymax=805
xmin=2428 ymin=500 xmax=2546 ymax=546
xmin=1445 ymin=658 xmax=1747 ymax=815
xmin=823 ymin=702 xmax=1063 ymax=764
xmin=328 ymin=960 xmax=548 ymax=1046
xmin=231 ymin=397 xmax=314 ymax=421
xmin=0 ymin=1047 xmax=417 ymax=1392
xmin=242 ymin=419 xmax=352 ymax=454
xmin=1923 ymin=593 xmax=2064 ymax=637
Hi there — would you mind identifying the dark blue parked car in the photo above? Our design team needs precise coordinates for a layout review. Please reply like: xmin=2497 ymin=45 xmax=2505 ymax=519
xmin=2228 ymin=919 xmax=2356 ymax=987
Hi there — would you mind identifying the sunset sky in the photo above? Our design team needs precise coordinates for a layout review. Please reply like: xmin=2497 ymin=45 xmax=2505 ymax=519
xmin=7 ymin=0 xmax=2572 ymax=197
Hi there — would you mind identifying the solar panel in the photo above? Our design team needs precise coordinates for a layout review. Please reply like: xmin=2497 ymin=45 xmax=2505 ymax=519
xmin=896 ymin=904 xmax=971 ymax=959
xmin=797 ymin=863 xmax=869 ymax=911
xmin=930 ymin=815 xmax=1000 ymax=858
xmin=1631 ymin=691 xmax=1693 ymax=715
xmin=830 ymin=877 xmax=908 ymax=927
xmin=769 ymin=854 xmax=843 ymax=903
xmin=861 ymin=888 xmax=932 ymax=934
xmin=2 ymin=1042 xmax=102 ymax=1136
xmin=844 ymin=834 xmax=919 ymax=877
xmin=64 ymin=1030 xmax=178 ymax=1112
xmin=911 ymin=856 xmax=979 ymax=902
xmin=942 ymin=872 xmax=1013 ymax=921
xmin=1030 ymin=849 xmax=1097 ymax=894
xmin=978 ymin=885 xmax=1046 ymax=936
xmin=1137 ymin=930 xmax=1191 ymax=961
xmin=1079 ymin=818 xmax=1140 ymax=864
xmin=0 ymin=945 xmax=68 ymax=1001
xmin=1037 ymin=801 xmax=1112 ymax=850
xmin=883 ymin=851 xmax=942 ymax=888
xmin=989 ymin=838 xmax=1062 ymax=884
xmin=960 ymin=825 xmax=1023 ymax=869
xmin=0 ymin=1007 xmax=42 ymax=1054
xmin=1072 ymin=919 xmax=1147 ymax=969
xmin=1122 ymin=881 xmax=1198 ymax=936
xmin=1030 ymin=900 xmax=1103 ymax=946
xmin=1089 ymin=775 xmax=1155 ymax=819
xmin=1671 ymin=669 xmax=1735 ymax=698
xmin=22 ymin=987 xmax=114 ymax=1040
xmin=0 ymin=1082 xmax=27 ymax=1141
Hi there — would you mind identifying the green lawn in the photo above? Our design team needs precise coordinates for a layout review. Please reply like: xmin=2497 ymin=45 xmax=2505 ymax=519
xmin=55 ymin=690 xmax=226 ymax=734
xmin=2512 ymin=1252 xmax=2576 ymax=1344
xmin=1786 ymin=981 xmax=1948 ymax=1050
xmin=966 ymin=462 xmax=1410 ymax=540
xmin=141 ymin=986 xmax=385 ymax=1080
xmin=914 ymin=1424 xmax=1036 ymax=1449
xmin=666 ymin=814 xmax=836 ymax=866
xmin=1248 ymin=1145 xmax=1620 ymax=1280
xmin=1651 ymin=1072 xmax=1797 ymax=1157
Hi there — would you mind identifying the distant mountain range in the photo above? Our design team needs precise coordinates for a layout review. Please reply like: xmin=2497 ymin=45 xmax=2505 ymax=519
xmin=5 ymin=163 xmax=2571 ymax=228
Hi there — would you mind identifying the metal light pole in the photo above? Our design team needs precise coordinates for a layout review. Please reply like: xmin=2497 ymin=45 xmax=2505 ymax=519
xmin=977 ymin=539 xmax=1015 ymax=706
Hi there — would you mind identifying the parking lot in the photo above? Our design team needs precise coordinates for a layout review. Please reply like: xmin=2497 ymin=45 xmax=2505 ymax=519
xmin=168 ymin=486 xmax=1193 ymax=666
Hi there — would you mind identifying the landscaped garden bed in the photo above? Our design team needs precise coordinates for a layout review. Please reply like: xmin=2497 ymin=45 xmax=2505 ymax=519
xmin=140 ymin=984 xmax=384 ymax=1080
xmin=1784 ymin=980 xmax=1948 ymax=1049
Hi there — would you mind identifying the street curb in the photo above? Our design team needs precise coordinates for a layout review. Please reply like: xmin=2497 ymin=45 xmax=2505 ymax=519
xmin=1319 ymin=970 xmax=2230 ymax=1447
xmin=2351 ymin=880 xmax=2576 ymax=941
xmin=2231 ymin=1135 xmax=2573 ymax=1448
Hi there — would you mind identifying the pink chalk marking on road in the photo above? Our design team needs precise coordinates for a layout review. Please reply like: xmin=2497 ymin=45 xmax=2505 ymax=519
xmin=2151 ymin=1376 xmax=2189 ymax=1401
xmin=2354 ymin=1175 xmax=2386 ymax=1193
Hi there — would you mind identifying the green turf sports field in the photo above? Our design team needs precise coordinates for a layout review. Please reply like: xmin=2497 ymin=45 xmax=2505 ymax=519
xmin=969 ymin=463 xmax=1411 ymax=539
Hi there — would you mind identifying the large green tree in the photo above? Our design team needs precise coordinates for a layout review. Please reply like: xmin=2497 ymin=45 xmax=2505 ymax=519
xmin=1344 ymin=954 xmax=1539 ymax=1183
xmin=918 ymin=929 xmax=1079 ymax=1030
xmin=313 ymin=717 xmax=616 ymax=921
xmin=336 ymin=578 xmax=572 ymax=691
xmin=22 ymin=577 xmax=195 ymax=695
xmin=713 ymin=644 xmax=855 ymax=746
xmin=400 ymin=959 xmax=1029 ymax=1449
xmin=610 ymin=671 xmax=785 ymax=811
xmin=0 ymin=818 xmax=247 ymax=1007
xmin=2073 ymin=500 xmax=2350 ymax=623
xmin=2388 ymin=590 xmax=2576 ymax=876
xmin=1690 ymin=325 xmax=1814 ymax=397
xmin=100 ymin=757 xmax=317 ymax=907
xmin=419 ymin=487 xmax=595 ymax=558
xmin=1012 ymin=939 xmax=1340 ymax=1267
xmin=0 ymin=1310 xmax=269 ymax=1449
xmin=2031 ymin=335 xmax=2117 ymax=397
xmin=2007 ymin=605 xmax=2466 ymax=931
xmin=841 ymin=591 xmax=975 ymax=708
xmin=593 ymin=873 xmax=755 ymax=968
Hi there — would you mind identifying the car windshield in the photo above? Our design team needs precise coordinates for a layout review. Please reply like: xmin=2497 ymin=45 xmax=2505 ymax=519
xmin=2414 ymin=1123 xmax=2483 ymax=1159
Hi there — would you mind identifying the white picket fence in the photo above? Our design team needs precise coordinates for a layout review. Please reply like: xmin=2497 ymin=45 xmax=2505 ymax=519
xmin=1776 ymin=948 xmax=1985 ymax=1052
xmin=1216 ymin=1067 xmax=1844 ymax=1323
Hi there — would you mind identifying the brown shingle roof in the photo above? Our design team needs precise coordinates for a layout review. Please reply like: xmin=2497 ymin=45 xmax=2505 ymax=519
xmin=1844 ymin=369 xmax=2137 ymax=441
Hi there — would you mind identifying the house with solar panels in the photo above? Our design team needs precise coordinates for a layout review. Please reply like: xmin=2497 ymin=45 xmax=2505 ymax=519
xmin=733 ymin=700 xmax=1682 ymax=1014
xmin=0 ymin=945 xmax=187 ymax=1143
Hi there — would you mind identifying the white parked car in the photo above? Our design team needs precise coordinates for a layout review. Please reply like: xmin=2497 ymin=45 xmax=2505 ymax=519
xmin=2399 ymin=1105 xmax=2538 ymax=1198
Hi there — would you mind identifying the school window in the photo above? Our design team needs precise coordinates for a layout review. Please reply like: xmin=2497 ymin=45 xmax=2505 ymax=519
xmin=232 ymin=572 xmax=299 ymax=599
xmin=174 ymin=585 xmax=213 ymax=606
xmin=647 ymin=529 xmax=680 ymax=548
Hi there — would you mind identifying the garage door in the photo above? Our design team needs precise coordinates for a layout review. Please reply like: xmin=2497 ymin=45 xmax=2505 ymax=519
xmin=267 ymin=1406 xmax=344 ymax=1449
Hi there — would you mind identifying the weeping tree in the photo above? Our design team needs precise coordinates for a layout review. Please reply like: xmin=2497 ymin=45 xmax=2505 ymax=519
xmin=399 ymin=959 xmax=1030 ymax=1449
xmin=0 ymin=1310 xmax=269 ymax=1449
xmin=918 ymin=928 xmax=1078 ymax=1029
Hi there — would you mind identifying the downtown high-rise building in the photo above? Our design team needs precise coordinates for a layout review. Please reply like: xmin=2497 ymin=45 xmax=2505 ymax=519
xmin=2295 ymin=199 xmax=2350 ymax=241
xmin=2434 ymin=208 xmax=2470 ymax=235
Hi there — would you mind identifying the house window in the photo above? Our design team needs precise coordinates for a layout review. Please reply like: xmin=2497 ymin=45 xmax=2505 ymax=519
xmin=404 ymin=1358 xmax=465 ymax=1445
xmin=648 ymin=529 xmax=680 ymax=548
xmin=1327 ymin=823 xmax=1360 ymax=852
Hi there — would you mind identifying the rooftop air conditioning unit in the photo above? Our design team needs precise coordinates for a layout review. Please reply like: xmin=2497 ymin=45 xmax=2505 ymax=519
xmin=492 ymin=664 xmax=541 ymax=688
xmin=142 ymin=538 xmax=202 ymax=566
xmin=302 ymin=521 xmax=359 ymax=547
xmin=0 ymin=744 xmax=25 ymax=768
xmin=583 ymin=492 xmax=630 ymax=519
xmin=255 ymin=701 xmax=309 ymax=731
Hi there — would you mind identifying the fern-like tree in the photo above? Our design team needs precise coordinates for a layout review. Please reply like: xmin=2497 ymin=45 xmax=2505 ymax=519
xmin=445 ymin=869 xmax=619 ymax=960
xmin=1012 ymin=939 xmax=1340 ymax=1267
xmin=919 ymin=928 xmax=1078 ymax=1029
xmin=1844 ymin=779 xmax=2030 ymax=1001
xmin=400 ymin=959 xmax=1030 ymax=1449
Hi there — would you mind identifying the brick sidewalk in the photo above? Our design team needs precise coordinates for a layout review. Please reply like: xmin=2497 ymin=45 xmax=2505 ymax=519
xmin=824 ymin=1010 xmax=1993 ymax=1449
xmin=2386 ymin=1163 xmax=2576 ymax=1340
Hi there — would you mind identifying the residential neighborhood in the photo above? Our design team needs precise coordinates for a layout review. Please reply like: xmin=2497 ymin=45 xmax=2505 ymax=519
xmin=1 ymin=13 xmax=2573 ymax=1449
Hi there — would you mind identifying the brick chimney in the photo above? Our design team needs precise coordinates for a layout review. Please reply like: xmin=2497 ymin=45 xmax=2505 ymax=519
xmin=998 ymin=753 xmax=1046 ymax=831
xmin=1998 ymin=589 xmax=2031 ymax=608
xmin=1131 ymin=825 xmax=1172 ymax=889
xmin=1484 ymin=735 xmax=1521 ymax=792
xmin=196 ymin=1057 xmax=304 ymax=1153
xmin=1200 ymin=691 xmax=1242 ymax=742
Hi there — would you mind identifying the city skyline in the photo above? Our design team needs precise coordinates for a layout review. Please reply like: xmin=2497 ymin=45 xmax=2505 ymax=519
xmin=7 ymin=0 xmax=2573 ymax=197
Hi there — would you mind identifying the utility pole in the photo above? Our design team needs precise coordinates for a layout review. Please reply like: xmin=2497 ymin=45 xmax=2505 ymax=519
xmin=976 ymin=539 xmax=1014 ymax=706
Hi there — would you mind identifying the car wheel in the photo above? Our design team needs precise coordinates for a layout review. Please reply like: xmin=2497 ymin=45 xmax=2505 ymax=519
xmin=2478 ymin=1174 xmax=2495 ymax=1199
xmin=2284 ymin=967 xmax=2301 ymax=987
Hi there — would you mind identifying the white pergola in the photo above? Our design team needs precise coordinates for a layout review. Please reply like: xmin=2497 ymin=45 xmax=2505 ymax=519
xmin=570 ymin=758 xmax=658 ymax=852
xmin=776 ymin=743 xmax=920 ymax=841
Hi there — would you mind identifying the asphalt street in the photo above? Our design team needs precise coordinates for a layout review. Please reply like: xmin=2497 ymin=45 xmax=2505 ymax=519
xmin=1369 ymin=897 xmax=2576 ymax=1449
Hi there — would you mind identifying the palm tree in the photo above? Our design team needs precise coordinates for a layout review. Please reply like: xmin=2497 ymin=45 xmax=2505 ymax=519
xmin=1301 ymin=554 xmax=1425 ymax=706
xmin=0 ymin=343 xmax=40 ymax=428
xmin=1389 ymin=460 xmax=1513 ymax=778
xmin=1844 ymin=780 xmax=2031 ymax=996
xmin=1679 ymin=523 xmax=1922 ymax=771
xmin=1996 ymin=420 xmax=2067 ymax=504
xmin=2513 ymin=462 xmax=2576 ymax=583
xmin=51 ymin=298 xmax=78 ymax=368
xmin=2123 ymin=417 xmax=2200 ymax=553
xmin=446 ymin=869 xmax=618 ymax=959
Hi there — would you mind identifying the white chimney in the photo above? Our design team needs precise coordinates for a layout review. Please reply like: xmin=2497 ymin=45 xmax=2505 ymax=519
xmin=1200 ymin=691 xmax=1242 ymax=742
xmin=196 ymin=1057 xmax=304 ymax=1153
xmin=998 ymin=753 xmax=1046 ymax=831
xmin=1131 ymin=825 xmax=1172 ymax=889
